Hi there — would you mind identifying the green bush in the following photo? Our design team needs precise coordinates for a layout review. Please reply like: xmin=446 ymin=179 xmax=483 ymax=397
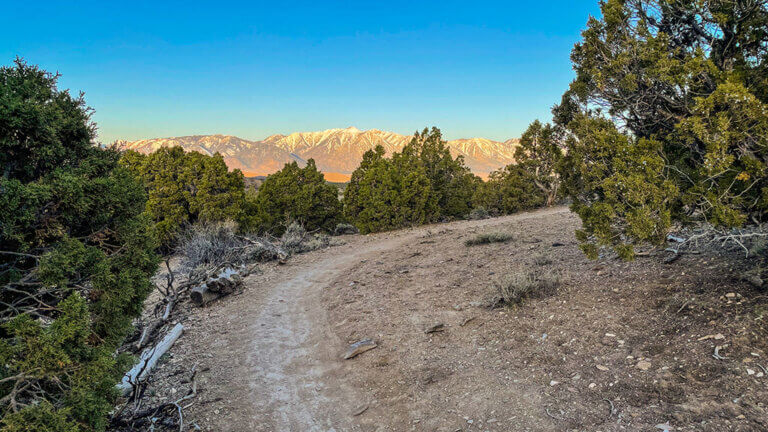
xmin=121 ymin=147 xmax=250 ymax=247
xmin=343 ymin=127 xmax=478 ymax=233
xmin=251 ymin=159 xmax=343 ymax=235
xmin=343 ymin=145 xmax=439 ymax=233
xmin=0 ymin=59 xmax=158 ymax=431
xmin=553 ymin=0 xmax=768 ymax=259
xmin=473 ymin=164 xmax=547 ymax=215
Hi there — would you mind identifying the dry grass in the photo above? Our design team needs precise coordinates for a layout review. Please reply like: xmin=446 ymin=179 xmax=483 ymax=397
xmin=177 ymin=221 xmax=248 ymax=273
xmin=465 ymin=232 xmax=513 ymax=246
xmin=281 ymin=222 xmax=343 ymax=254
xmin=491 ymin=268 xmax=561 ymax=307
xmin=532 ymin=253 xmax=553 ymax=266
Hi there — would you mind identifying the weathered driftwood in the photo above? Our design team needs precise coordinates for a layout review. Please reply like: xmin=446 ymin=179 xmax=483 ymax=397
xmin=190 ymin=267 xmax=243 ymax=306
xmin=118 ymin=323 xmax=184 ymax=395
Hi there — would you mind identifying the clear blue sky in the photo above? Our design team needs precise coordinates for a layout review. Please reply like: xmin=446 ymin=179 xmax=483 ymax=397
xmin=2 ymin=1 xmax=600 ymax=143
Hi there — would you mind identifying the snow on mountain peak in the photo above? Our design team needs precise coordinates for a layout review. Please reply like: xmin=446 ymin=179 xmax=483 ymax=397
xmin=116 ymin=128 xmax=520 ymax=178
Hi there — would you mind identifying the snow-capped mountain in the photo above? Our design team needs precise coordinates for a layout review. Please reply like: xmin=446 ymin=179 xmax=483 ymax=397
xmin=116 ymin=127 xmax=519 ymax=179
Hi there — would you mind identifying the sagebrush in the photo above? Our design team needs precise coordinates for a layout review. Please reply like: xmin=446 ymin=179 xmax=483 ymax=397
xmin=465 ymin=232 xmax=513 ymax=246
xmin=491 ymin=269 xmax=561 ymax=307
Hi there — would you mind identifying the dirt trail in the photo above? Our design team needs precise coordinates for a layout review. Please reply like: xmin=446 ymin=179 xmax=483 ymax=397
xmin=244 ymin=233 xmax=407 ymax=431
xmin=162 ymin=206 xmax=767 ymax=431
xmin=171 ymin=207 xmax=566 ymax=431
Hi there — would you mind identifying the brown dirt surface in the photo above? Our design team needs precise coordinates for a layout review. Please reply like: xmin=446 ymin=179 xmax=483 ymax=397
xmin=139 ymin=207 xmax=768 ymax=431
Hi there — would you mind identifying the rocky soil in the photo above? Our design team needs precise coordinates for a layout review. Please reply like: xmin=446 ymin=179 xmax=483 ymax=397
xmin=136 ymin=207 xmax=768 ymax=431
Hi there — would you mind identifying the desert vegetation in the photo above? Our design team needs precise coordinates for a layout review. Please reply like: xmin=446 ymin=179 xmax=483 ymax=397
xmin=540 ymin=0 xmax=768 ymax=261
xmin=3 ymin=0 xmax=768 ymax=429
xmin=464 ymin=232 xmax=514 ymax=246
xmin=489 ymin=268 xmax=562 ymax=307
xmin=0 ymin=59 xmax=159 ymax=431
xmin=249 ymin=160 xmax=343 ymax=235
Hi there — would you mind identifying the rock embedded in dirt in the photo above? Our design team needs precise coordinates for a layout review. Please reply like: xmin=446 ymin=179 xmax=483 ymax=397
xmin=636 ymin=360 xmax=652 ymax=371
xmin=351 ymin=404 xmax=369 ymax=416
xmin=343 ymin=338 xmax=378 ymax=359
xmin=425 ymin=323 xmax=445 ymax=334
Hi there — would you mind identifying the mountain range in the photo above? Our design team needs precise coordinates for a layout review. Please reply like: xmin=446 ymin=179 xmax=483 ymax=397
xmin=116 ymin=127 xmax=520 ymax=181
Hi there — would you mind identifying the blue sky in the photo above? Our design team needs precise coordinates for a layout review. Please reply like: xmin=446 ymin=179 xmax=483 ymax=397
xmin=2 ymin=1 xmax=600 ymax=143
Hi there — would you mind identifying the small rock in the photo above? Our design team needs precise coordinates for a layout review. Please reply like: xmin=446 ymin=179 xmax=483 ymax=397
xmin=747 ymin=368 xmax=755 ymax=375
xmin=725 ymin=292 xmax=737 ymax=298
xmin=588 ymin=382 xmax=597 ymax=389
xmin=425 ymin=323 xmax=445 ymax=334
xmin=596 ymin=365 xmax=610 ymax=371
xmin=343 ymin=339 xmax=378 ymax=359
xmin=549 ymin=380 xmax=560 ymax=386
xmin=656 ymin=423 xmax=673 ymax=431
xmin=352 ymin=404 xmax=368 ymax=416
xmin=697 ymin=333 xmax=725 ymax=341
xmin=636 ymin=360 xmax=652 ymax=371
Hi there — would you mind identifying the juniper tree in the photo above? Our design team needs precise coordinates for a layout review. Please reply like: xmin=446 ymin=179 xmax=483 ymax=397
xmin=0 ymin=59 xmax=158 ymax=431
xmin=343 ymin=145 xmax=438 ymax=233
xmin=473 ymin=164 xmax=547 ymax=215
xmin=121 ymin=147 xmax=250 ymax=247
xmin=515 ymin=120 xmax=563 ymax=207
xmin=556 ymin=0 xmax=768 ymax=259
xmin=406 ymin=128 xmax=480 ymax=219
xmin=250 ymin=159 xmax=343 ymax=235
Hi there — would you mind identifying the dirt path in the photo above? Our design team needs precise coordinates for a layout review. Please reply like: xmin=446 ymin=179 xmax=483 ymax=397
xmin=166 ymin=207 xmax=565 ymax=431
xmin=157 ymin=206 xmax=767 ymax=431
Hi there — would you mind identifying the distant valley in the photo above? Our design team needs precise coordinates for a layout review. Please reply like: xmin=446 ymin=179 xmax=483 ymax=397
xmin=116 ymin=127 xmax=520 ymax=181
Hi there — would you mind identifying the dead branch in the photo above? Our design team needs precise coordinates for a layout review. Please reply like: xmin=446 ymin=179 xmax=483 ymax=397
xmin=119 ymin=323 xmax=184 ymax=395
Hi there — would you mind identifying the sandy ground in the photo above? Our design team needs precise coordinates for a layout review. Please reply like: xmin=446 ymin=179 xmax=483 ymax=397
xmin=145 ymin=207 xmax=768 ymax=431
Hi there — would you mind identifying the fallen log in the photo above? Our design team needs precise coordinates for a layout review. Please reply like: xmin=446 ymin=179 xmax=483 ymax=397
xmin=118 ymin=322 xmax=184 ymax=395
xmin=190 ymin=267 xmax=243 ymax=306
